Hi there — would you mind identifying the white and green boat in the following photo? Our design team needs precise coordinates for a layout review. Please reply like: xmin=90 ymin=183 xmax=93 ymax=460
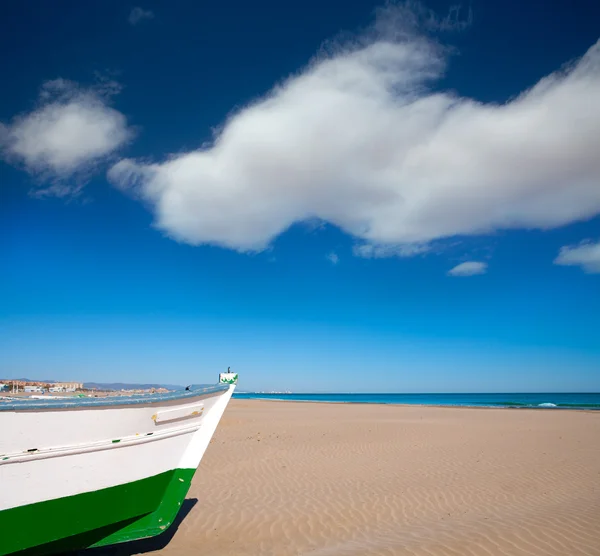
xmin=0 ymin=373 xmax=238 ymax=555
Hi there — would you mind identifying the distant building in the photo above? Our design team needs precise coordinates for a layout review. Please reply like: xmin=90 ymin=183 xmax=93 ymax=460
xmin=0 ymin=383 xmax=7 ymax=392
xmin=49 ymin=382 xmax=83 ymax=392
xmin=3 ymin=380 xmax=50 ymax=391
xmin=0 ymin=379 xmax=83 ymax=393
xmin=24 ymin=386 xmax=44 ymax=393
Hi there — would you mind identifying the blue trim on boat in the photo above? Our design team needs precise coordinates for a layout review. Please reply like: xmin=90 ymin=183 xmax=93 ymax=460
xmin=0 ymin=383 xmax=229 ymax=411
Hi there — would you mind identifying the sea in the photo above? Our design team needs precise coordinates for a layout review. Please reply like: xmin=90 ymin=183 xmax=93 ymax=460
xmin=233 ymin=392 xmax=600 ymax=410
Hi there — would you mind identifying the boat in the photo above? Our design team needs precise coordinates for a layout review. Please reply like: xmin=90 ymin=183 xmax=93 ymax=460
xmin=0 ymin=372 xmax=238 ymax=556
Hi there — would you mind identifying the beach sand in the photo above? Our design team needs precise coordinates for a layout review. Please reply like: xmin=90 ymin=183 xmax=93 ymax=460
xmin=151 ymin=400 xmax=600 ymax=555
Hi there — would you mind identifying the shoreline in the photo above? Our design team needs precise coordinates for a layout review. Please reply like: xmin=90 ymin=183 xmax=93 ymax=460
xmin=233 ymin=396 xmax=600 ymax=412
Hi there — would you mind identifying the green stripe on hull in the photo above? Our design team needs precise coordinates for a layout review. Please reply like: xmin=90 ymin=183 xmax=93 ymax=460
xmin=0 ymin=468 xmax=196 ymax=556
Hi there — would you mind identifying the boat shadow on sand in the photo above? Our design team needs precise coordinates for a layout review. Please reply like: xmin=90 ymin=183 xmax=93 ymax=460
xmin=65 ymin=498 xmax=198 ymax=556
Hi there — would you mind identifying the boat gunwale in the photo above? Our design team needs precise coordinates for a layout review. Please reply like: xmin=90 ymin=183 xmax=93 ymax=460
xmin=0 ymin=383 xmax=229 ymax=412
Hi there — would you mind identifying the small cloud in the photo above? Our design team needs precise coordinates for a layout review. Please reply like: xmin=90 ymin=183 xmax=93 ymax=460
xmin=375 ymin=1 xmax=472 ymax=33
xmin=353 ymin=243 xmax=429 ymax=258
xmin=554 ymin=240 xmax=600 ymax=273
xmin=448 ymin=261 xmax=487 ymax=276
xmin=327 ymin=252 xmax=340 ymax=264
xmin=128 ymin=7 xmax=154 ymax=25
xmin=436 ymin=4 xmax=473 ymax=32
xmin=0 ymin=79 xmax=133 ymax=196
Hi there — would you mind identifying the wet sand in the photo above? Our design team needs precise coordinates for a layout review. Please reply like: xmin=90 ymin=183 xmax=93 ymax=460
xmin=157 ymin=400 xmax=600 ymax=555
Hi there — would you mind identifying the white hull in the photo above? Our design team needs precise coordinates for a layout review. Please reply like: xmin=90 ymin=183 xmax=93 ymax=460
xmin=0 ymin=384 xmax=234 ymax=512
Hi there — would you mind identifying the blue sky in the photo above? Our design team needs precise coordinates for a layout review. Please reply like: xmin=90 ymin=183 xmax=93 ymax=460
xmin=1 ymin=0 xmax=599 ymax=392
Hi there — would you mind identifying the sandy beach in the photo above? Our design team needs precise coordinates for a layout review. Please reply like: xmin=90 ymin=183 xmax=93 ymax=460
xmin=105 ymin=400 xmax=600 ymax=555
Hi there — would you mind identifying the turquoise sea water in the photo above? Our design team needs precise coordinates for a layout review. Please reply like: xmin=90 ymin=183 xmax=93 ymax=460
xmin=233 ymin=392 xmax=600 ymax=410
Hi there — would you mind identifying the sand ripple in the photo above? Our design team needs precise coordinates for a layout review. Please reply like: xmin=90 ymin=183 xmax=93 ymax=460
xmin=157 ymin=402 xmax=600 ymax=556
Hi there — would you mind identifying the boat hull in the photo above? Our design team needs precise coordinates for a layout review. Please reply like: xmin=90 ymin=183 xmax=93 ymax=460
xmin=1 ymin=468 xmax=194 ymax=555
xmin=0 ymin=384 xmax=234 ymax=556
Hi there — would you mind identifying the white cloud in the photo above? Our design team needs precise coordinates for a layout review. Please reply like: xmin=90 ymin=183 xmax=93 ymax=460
xmin=448 ymin=261 xmax=487 ymax=276
xmin=128 ymin=7 xmax=154 ymax=25
xmin=1 ymin=79 xmax=132 ymax=196
xmin=554 ymin=241 xmax=600 ymax=273
xmin=108 ymin=3 xmax=600 ymax=254
xmin=352 ymin=242 xmax=430 ymax=258
xmin=327 ymin=252 xmax=340 ymax=264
